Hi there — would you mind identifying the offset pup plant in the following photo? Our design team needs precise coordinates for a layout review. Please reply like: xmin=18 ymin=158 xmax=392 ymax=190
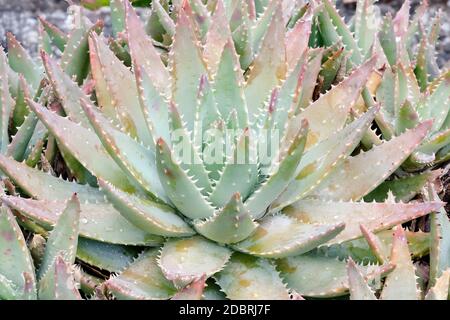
xmin=0 ymin=0 xmax=448 ymax=300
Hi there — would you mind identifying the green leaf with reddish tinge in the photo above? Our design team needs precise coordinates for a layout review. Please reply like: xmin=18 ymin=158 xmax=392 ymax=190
xmin=98 ymin=179 xmax=194 ymax=237
xmin=381 ymin=226 xmax=420 ymax=300
xmin=0 ymin=205 xmax=36 ymax=299
xmin=125 ymin=0 xmax=170 ymax=98
xmin=156 ymin=138 xmax=215 ymax=219
xmin=278 ymin=252 xmax=391 ymax=298
xmin=354 ymin=0 xmax=378 ymax=59
xmin=416 ymin=71 xmax=450 ymax=133
xmin=294 ymin=56 xmax=377 ymax=150
xmin=26 ymin=99 xmax=137 ymax=193
xmin=6 ymin=33 xmax=43 ymax=92
xmin=152 ymin=0 xmax=175 ymax=37
xmin=396 ymin=100 xmax=419 ymax=135
xmin=169 ymin=4 xmax=208 ymax=132
xmin=80 ymin=99 xmax=167 ymax=201
xmin=159 ymin=236 xmax=231 ymax=285
xmin=105 ymin=249 xmax=177 ymax=300
xmin=41 ymin=52 xmax=91 ymax=128
xmin=364 ymin=171 xmax=440 ymax=203
xmin=309 ymin=121 xmax=432 ymax=201
xmin=233 ymin=214 xmax=344 ymax=258
xmin=38 ymin=194 xmax=80 ymax=280
xmin=425 ymin=270 xmax=450 ymax=300
xmin=208 ymin=129 xmax=258 ymax=207
xmin=194 ymin=193 xmax=257 ymax=244
xmin=285 ymin=11 xmax=312 ymax=72
xmin=1 ymin=195 xmax=163 ymax=246
xmin=347 ymin=258 xmax=377 ymax=300
xmin=76 ymin=237 xmax=140 ymax=272
xmin=172 ymin=275 xmax=207 ymax=300
xmin=284 ymin=199 xmax=442 ymax=244
xmin=213 ymin=40 xmax=248 ymax=129
xmin=0 ymin=50 xmax=14 ymax=154
xmin=89 ymin=33 xmax=153 ymax=144
xmin=203 ymin=0 xmax=231 ymax=74
xmin=0 ymin=154 xmax=104 ymax=202
xmin=297 ymin=49 xmax=323 ymax=109
xmin=245 ymin=121 xmax=307 ymax=218
xmin=38 ymin=255 xmax=81 ymax=300
xmin=245 ymin=4 xmax=286 ymax=122
xmin=38 ymin=17 xmax=67 ymax=52
xmin=321 ymin=0 xmax=363 ymax=64
xmin=134 ymin=64 xmax=170 ymax=143
xmin=378 ymin=14 xmax=396 ymax=67
xmin=427 ymin=186 xmax=450 ymax=288
xmin=215 ymin=253 xmax=290 ymax=300
xmin=61 ymin=20 xmax=103 ymax=85
xmin=272 ymin=106 xmax=378 ymax=211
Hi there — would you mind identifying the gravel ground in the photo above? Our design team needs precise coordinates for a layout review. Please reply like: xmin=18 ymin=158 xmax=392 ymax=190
xmin=0 ymin=0 xmax=449 ymax=66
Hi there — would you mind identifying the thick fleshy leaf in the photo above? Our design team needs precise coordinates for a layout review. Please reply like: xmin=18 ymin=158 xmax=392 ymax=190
xmin=156 ymin=138 xmax=215 ymax=219
xmin=286 ymin=14 xmax=311 ymax=71
xmin=159 ymin=236 xmax=231 ymax=284
xmin=347 ymin=258 xmax=377 ymax=300
xmin=80 ymin=99 xmax=167 ymax=201
xmin=285 ymin=199 xmax=442 ymax=244
xmin=26 ymin=99 xmax=137 ymax=193
xmin=354 ymin=0 xmax=378 ymax=59
xmin=98 ymin=179 xmax=194 ymax=237
xmin=170 ymin=3 xmax=208 ymax=132
xmin=293 ymin=56 xmax=377 ymax=149
xmin=427 ymin=186 xmax=450 ymax=288
xmin=0 ymin=155 xmax=104 ymax=202
xmin=105 ymin=249 xmax=177 ymax=300
xmin=41 ymin=52 xmax=91 ymax=128
xmin=359 ymin=224 xmax=388 ymax=264
xmin=208 ymin=129 xmax=257 ymax=207
xmin=6 ymin=33 xmax=43 ymax=92
xmin=213 ymin=40 xmax=248 ymax=129
xmin=416 ymin=71 xmax=450 ymax=132
xmin=0 ymin=50 xmax=14 ymax=154
xmin=38 ymin=17 xmax=68 ymax=52
xmin=381 ymin=226 xmax=420 ymax=300
xmin=215 ymin=253 xmax=290 ymax=300
xmin=278 ymin=252 xmax=392 ymax=298
xmin=318 ymin=229 xmax=430 ymax=264
xmin=233 ymin=214 xmax=344 ymax=258
xmin=272 ymin=106 xmax=378 ymax=210
xmin=245 ymin=3 xmax=286 ymax=122
xmin=1 ymin=195 xmax=163 ymax=246
xmin=194 ymin=193 xmax=258 ymax=244
xmin=172 ymin=275 xmax=207 ymax=300
xmin=134 ymin=64 xmax=170 ymax=144
xmin=76 ymin=237 xmax=140 ymax=272
xmin=203 ymin=0 xmax=231 ymax=74
xmin=321 ymin=0 xmax=363 ymax=64
xmin=38 ymin=255 xmax=82 ymax=300
xmin=125 ymin=0 xmax=170 ymax=98
xmin=425 ymin=270 xmax=450 ymax=300
xmin=245 ymin=121 xmax=308 ymax=218
xmin=89 ymin=33 xmax=153 ymax=144
xmin=60 ymin=20 xmax=103 ymax=84
xmin=168 ymin=102 xmax=212 ymax=195
xmin=309 ymin=121 xmax=432 ymax=201
xmin=0 ymin=205 xmax=36 ymax=299
xmin=38 ymin=194 xmax=80 ymax=280
xmin=364 ymin=171 xmax=439 ymax=203
xmin=0 ymin=274 xmax=18 ymax=300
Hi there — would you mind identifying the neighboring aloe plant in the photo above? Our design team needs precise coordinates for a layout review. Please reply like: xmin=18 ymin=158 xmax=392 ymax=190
xmin=0 ymin=0 xmax=448 ymax=300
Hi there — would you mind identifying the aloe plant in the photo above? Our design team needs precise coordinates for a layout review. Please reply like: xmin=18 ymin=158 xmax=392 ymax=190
xmin=0 ymin=0 xmax=448 ymax=300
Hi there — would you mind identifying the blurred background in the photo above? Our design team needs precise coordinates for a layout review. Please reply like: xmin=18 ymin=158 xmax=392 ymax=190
xmin=0 ymin=0 xmax=449 ymax=66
